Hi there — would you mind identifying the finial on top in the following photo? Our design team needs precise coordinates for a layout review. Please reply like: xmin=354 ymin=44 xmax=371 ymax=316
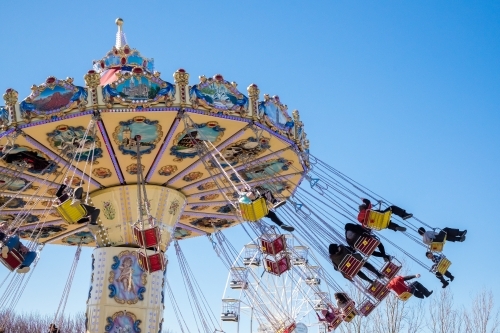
xmin=116 ymin=18 xmax=124 ymax=28
xmin=115 ymin=18 xmax=128 ymax=49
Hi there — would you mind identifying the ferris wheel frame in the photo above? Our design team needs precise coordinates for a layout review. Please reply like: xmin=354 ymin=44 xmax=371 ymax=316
xmin=221 ymin=233 xmax=332 ymax=333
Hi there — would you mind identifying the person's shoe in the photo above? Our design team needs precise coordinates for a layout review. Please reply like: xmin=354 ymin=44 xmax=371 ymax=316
xmin=402 ymin=213 xmax=413 ymax=220
xmin=383 ymin=255 xmax=393 ymax=262
xmin=273 ymin=201 xmax=286 ymax=209
xmin=395 ymin=226 xmax=407 ymax=232
xmin=17 ymin=265 xmax=30 ymax=274
xmin=280 ymin=224 xmax=295 ymax=232
xmin=449 ymin=275 xmax=455 ymax=282
xmin=461 ymin=230 xmax=467 ymax=237
xmin=442 ymin=281 xmax=449 ymax=288
xmin=1 ymin=246 xmax=9 ymax=258
xmin=460 ymin=235 xmax=466 ymax=242
xmin=376 ymin=272 xmax=384 ymax=279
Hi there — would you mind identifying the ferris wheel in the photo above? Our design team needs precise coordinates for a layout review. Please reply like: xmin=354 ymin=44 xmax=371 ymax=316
xmin=220 ymin=233 xmax=331 ymax=333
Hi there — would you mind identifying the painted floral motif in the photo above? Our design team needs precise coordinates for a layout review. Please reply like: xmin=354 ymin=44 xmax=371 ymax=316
xmin=113 ymin=116 xmax=163 ymax=157
xmin=93 ymin=167 xmax=112 ymax=179
xmin=68 ymin=177 xmax=84 ymax=187
xmin=174 ymin=227 xmax=192 ymax=240
xmin=200 ymin=194 xmax=220 ymax=201
xmin=40 ymin=200 xmax=56 ymax=208
xmin=47 ymin=125 xmax=103 ymax=162
xmin=46 ymin=188 xmax=59 ymax=196
xmin=104 ymin=310 xmax=141 ymax=333
xmin=189 ymin=74 xmax=248 ymax=112
xmin=169 ymin=200 xmax=180 ymax=215
xmin=0 ymin=197 xmax=27 ymax=209
xmin=158 ymin=165 xmax=177 ymax=177
xmin=62 ymin=231 xmax=95 ymax=245
xmin=19 ymin=77 xmax=87 ymax=120
xmin=189 ymin=217 xmax=235 ymax=229
xmin=197 ymin=182 xmax=216 ymax=191
xmin=170 ymin=121 xmax=225 ymax=160
xmin=126 ymin=163 xmax=145 ymax=175
xmin=180 ymin=215 xmax=189 ymax=220
xmin=258 ymin=95 xmax=294 ymax=133
xmin=0 ymin=144 xmax=58 ymax=175
xmin=182 ymin=172 xmax=203 ymax=182
xmin=190 ymin=205 xmax=209 ymax=211
xmin=214 ymin=204 xmax=236 ymax=214
xmin=108 ymin=250 xmax=147 ymax=305
xmin=213 ymin=136 xmax=271 ymax=168
xmin=19 ymin=225 xmax=67 ymax=239
xmin=103 ymin=201 xmax=116 ymax=220
xmin=230 ymin=158 xmax=293 ymax=182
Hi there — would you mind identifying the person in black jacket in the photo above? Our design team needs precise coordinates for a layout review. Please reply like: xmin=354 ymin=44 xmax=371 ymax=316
xmin=56 ymin=177 xmax=100 ymax=226
xmin=344 ymin=223 xmax=393 ymax=262
xmin=328 ymin=243 xmax=384 ymax=283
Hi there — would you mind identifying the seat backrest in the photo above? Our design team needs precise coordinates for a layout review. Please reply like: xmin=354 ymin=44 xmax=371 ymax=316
xmin=365 ymin=210 xmax=391 ymax=230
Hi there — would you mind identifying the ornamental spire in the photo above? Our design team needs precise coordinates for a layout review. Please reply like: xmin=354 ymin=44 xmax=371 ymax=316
xmin=115 ymin=18 xmax=128 ymax=49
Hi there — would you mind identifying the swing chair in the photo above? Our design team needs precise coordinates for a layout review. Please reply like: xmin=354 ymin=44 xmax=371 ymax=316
xmin=398 ymin=291 xmax=412 ymax=301
xmin=338 ymin=254 xmax=363 ymax=280
xmin=354 ymin=235 xmax=380 ymax=257
xmin=239 ymin=196 xmax=269 ymax=221
xmin=340 ymin=300 xmax=357 ymax=322
xmin=132 ymin=135 xmax=165 ymax=274
xmin=366 ymin=280 xmax=390 ymax=301
xmin=363 ymin=210 xmax=392 ymax=231
xmin=0 ymin=247 xmax=24 ymax=271
xmin=358 ymin=299 xmax=376 ymax=316
xmin=434 ymin=256 xmax=452 ymax=275
xmin=429 ymin=229 xmax=447 ymax=252
xmin=54 ymin=200 xmax=87 ymax=224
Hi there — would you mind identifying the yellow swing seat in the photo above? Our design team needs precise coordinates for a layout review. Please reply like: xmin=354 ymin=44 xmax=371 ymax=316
xmin=430 ymin=238 xmax=446 ymax=252
xmin=398 ymin=291 xmax=412 ymax=301
xmin=239 ymin=197 xmax=269 ymax=221
xmin=54 ymin=199 xmax=87 ymax=224
xmin=365 ymin=210 xmax=392 ymax=230
xmin=435 ymin=257 xmax=452 ymax=275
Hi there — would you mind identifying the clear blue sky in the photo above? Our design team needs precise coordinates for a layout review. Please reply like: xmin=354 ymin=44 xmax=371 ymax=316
xmin=0 ymin=1 xmax=499 ymax=332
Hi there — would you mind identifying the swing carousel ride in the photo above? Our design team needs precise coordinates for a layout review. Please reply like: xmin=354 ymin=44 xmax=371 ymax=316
xmin=0 ymin=19 xmax=458 ymax=333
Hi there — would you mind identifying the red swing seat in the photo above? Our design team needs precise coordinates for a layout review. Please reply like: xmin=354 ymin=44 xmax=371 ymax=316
xmin=367 ymin=280 xmax=390 ymax=301
xmin=381 ymin=261 xmax=402 ymax=280
xmin=341 ymin=300 xmax=357 ymax=322
xmin=358 ymin=300 xmax=376 ymax=316
xmin=0 ymin=248 xmax=24 ymax=271
xmin=138 ymin=251 xmax=166 ymax=273
xmin=354 ymin=236 xmax=380 ymax=257
xmin=133 ymin=225 xmax=161 ymax=248
xmin=339 ymin=254 xmax=363 ymax=279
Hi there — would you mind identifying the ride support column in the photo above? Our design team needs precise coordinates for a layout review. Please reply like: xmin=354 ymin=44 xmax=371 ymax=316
xmin=86 ymin=247 xmax=166 ymax=333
